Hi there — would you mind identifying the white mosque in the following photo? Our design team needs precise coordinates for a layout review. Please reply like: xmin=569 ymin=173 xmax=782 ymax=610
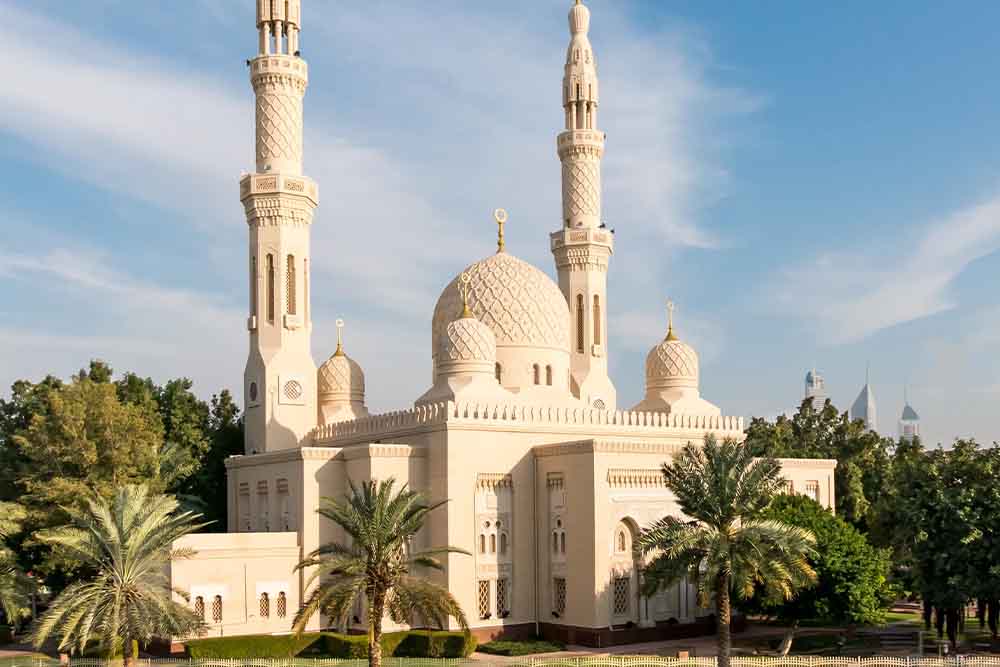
xmin=168 ymin=0 xmax=836 ymax=647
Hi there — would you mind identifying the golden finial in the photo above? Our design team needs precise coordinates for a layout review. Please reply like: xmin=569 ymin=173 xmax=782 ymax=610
xmin=458 ymin=273 xmax=474 ymax=319
xmin=494 ymin=208 xmax=508 ymax=253
xmin=665 ymin=301 xmax=678 ymax=341
xmin=334 ymin=318 xmax=346 ymax=356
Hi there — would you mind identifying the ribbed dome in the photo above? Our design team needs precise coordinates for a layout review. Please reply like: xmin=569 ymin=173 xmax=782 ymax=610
xmin=318 ymin=351 xmax=365 ymax=400
xmin=432 ymin=252 xmax=570 ymax=359
xmin=439 ymin=316 xmax=497 ymax=364
xmin=646 ymin=336 xmax=699 ymax=390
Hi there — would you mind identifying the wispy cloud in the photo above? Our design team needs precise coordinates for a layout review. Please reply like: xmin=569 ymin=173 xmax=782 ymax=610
xmin=769 ymin=195 xmax=1000 ymax=344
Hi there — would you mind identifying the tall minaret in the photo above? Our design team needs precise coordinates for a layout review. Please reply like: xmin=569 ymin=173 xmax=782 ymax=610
xmin=550 ymin=0 xmax=616 ymax=409
xmin=240 ymin=0 xmax=318 ymax=454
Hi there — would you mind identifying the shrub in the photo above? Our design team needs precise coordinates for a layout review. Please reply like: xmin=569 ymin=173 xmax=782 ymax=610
xmin=0 ymin=626 xmax=13 ymax=645
xmin=323 ymin=630 xmax=475 ymax=658
xmin=186 ymin=633 xmax=322 ymax=658
xmin=477 ymin=638 xmax=565 ymax=656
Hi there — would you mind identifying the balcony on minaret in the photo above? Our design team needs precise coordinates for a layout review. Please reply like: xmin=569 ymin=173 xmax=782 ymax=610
xmin=550 ymin=227 xmax=613 ymax=253
xmin=239 ymin=173 xmax=318 ymax=207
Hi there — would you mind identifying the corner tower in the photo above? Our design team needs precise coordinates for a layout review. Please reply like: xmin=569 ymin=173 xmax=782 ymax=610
xmin=550 ymin=0 xmax=616 ymax=409
xmin=241 ymin=0 xmax=318 ymax=454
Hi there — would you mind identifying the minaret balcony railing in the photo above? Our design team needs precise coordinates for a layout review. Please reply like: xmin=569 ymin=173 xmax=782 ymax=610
xmin=557 ymin=129 xmax=605 ymax=153
xmin=240 ymin=173 xmax=318 ymax=206
xmin=249 ymin=54 xmax=308 ymax=80
xmin=550 ymin=227 xmax=614 ymax=252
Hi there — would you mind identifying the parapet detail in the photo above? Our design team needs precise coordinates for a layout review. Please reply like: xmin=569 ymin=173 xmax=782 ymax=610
xmin=310 ymin=400 xmax=744 ymax=445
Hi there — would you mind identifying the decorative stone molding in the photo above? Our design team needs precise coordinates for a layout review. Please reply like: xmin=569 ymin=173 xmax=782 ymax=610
xmin=546 ymin=473 xmax=564 ymax=488
xmin=607 ymin=468 xmax=667 ymax=488
xmin=342 ymin=444 xmax=426 ymax=461
xmin=476 ymin=473 xmax=513 ymax=490
xmin=776 ymin=457 xmax=838 ymax=469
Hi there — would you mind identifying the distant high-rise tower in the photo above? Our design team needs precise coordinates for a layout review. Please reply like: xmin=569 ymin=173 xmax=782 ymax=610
xmin=850 ymin=366 xmax=877 ymax=431
xmin=804 ymin=369 xmax=826 ymax=410
xmin=899 ymin=389 xmax=920 ymax=442
xmin=241 ymin=0 xmax=319 ymax=454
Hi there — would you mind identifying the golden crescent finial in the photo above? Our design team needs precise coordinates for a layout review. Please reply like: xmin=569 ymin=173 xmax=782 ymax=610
xmin=494 ymin=208 xmax=508 ymax=253
xmin=334 ymin=318 xmax=346 ymax=356
xmin=665 ymin=301 xmax=678 ymax=341
xmin=458 ymin=272 xmax=474 ymax=319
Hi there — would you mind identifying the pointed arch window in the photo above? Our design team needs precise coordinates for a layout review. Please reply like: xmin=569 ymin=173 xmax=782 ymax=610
xmin=533 ymin=364 xmax=540 ymax=385
xmin=489 ymin=534 xmax=497 ymax=554
xmin=303 ymin=258 xmax=309 ymax=323
xmin=500 ymin=532 xmax=508 ymax=555
xmin=593 ymin=295 xmax=601 ymax=345
xmin=265 ymin=254 xmax=275 ymax=323
xmin=576 ymin=294 xmax=585 ymax=353
xmin=479 ymin=534 xmax=486 ymax=554
xmin=250 ymin=256 xmax=258 ymax=317
xmin=286 ymin=254 xmax=296 ymax=315
xmin=546 ymin=365 xmax=553 ymax=386
xmin=495 ymin=363 xmax=502 ymax=383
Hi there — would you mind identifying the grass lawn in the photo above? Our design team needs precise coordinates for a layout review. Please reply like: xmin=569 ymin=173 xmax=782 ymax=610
xmin=477 ymin=638 xmax=566 ymax=656
xmin=881 ymin=610 xmax=922 ymax=626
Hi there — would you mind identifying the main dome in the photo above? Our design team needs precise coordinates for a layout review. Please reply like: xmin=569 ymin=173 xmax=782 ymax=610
xmin=432 ymin=252 xmax=570 ymax=358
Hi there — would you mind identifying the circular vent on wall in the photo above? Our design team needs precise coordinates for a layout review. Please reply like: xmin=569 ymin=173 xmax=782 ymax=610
xmin=283 ymin=380 xmax=303 ymax=401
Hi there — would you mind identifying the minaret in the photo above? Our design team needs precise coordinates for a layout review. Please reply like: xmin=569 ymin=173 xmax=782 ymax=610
xmin=241 ymin=0 xmax=318 ymax=454
xmin=550 ymin=0 xmax=616 ymax=410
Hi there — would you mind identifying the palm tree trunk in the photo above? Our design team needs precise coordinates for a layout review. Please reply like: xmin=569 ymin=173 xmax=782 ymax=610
xmin=716 ymin=574 xmax=731 ymax=667
xmin=124 ymin=635 xmax=136 ymax=667
xmin=369 ymin=590 xmax=386 ymax=667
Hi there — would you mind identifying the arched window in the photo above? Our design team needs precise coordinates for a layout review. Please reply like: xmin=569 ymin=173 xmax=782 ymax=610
xmin=593 ymin=295 xmax=601 ymax=345
xmin=495 ymin=363 xmax=502 ymax=383
xmin=533 ymin=364 xmax=540 ymax=385
xmin=479 ymin=534 xmax=486 ymax=554
xmin=500 ymin=532 xmax=508 ymax=555
xmin=265 ymin=254 xmax=275 ymax=323
xmin=277 ymin=591 xmax=287 ymax=619
xmin=285 ymin=254 xmax=296 ymax=315
xmin=212 ymin=595 xmax=223 ymax=623
xmin=303 ymin=258 xmax=309 ymax=322
xmin=616 ymin=529 xmax=627 ymax=553
xmin=194 ymin=596 xmax=205 ymax=621
xmin=552 ymin=531 xmax=559 ymax=554
xmin=250 ymin=256 xmax=257 ymax=317
xmin=260 ymin=592 xmax=270 ymax=618
xmin=576 ymin=294 xmax=585 ymax=353
xmin=546 ymin=365 xmax=553 ymax=386
xmin=560 ymin=532 xmax=566 ymax=554
xmin=489 ymin=534 xmax=496 ymax=554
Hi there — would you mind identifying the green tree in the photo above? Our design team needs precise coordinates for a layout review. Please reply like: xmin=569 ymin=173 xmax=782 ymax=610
xmin=636 ymin=437 xmax=816 ymax=667
xmin=0 ymin=501 xmax=33 ymax=627
xmin=742 ymin=494 xmax=895 ymax=625
xmin=745 ymin=399 xmax=893 ymax=531
xmin=30 ymin=485 xmax=206 ymax=662
xmin=292 ymin=479 xmax=468 ymax=667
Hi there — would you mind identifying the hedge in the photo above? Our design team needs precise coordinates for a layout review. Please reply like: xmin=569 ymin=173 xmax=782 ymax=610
xmin=323 ymin=631 xmax=476 ymax=658
xmin=0 ymin=625 xmax=14 ymax=645
xmin=186 ymin=633 xmax=322 ymax=658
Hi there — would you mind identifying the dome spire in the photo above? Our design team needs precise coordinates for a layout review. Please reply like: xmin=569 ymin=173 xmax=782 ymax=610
xmin=458 ymin=273 xmax=474 ymax=319
xmin=334 ymin=318 xmax=345 ymax=356
xmin=665 ymin=300 xmax=679 ymax=341
xmin=494 ymin=208 xmax=508 ymax=253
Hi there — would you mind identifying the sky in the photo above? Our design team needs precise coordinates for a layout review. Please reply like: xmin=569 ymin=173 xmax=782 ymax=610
xmin=2 ymin=0 xmax=999 ymax=448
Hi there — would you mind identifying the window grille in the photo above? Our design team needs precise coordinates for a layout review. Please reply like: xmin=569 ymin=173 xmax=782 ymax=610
xmin=496 ymin=578 xmax=509 ymax=616
xmin=285 ymin=254 xmax=296 ymax=315
xmin=259 ymin=592 xmax=270 ymax=618
xmin=265 ymin=254 xmax=275 ymax=323
xmin=593 ymin=296 xmax=601 ymax=345
xmin=194 ymin=596 xmax=205 ymax=620
xmin=553 ymin=577 xmax=567 ymax=615
xmin=212 ymin=595 xmax=223 ymax=623
xmin=277 ymin=591 xmax=287 ymax=618
xmin=477 ymin=580 xmax=491 ymax=620
xmin=613 ymin=577 xmax=630 ymax=616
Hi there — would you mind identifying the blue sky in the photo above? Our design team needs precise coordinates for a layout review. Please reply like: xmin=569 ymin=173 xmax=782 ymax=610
xmin=2 ymin=0 xmax=999 ymax=447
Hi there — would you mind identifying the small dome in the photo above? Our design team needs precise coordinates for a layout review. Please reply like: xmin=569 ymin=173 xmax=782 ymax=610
xmin=432 ymin=252 xmax=570 ymax=358
xmin=439 ymin=316 xmax=497 ymax=365
xmin=318 ymin=350 xmax=365 ymax=401
xmin=646 ymin=335 xmax=699 ymax=390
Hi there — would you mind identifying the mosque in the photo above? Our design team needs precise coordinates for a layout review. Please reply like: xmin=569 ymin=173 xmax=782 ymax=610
xmin=168 ymin=0 xmax=836 ymax=647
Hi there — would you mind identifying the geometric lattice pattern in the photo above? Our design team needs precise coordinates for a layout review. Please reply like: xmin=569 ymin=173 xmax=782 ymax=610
xmin=212 ymin=595 xmax=223 ymax=623
xmin=496 ymin=578 xmax=509 ymax=616
xmin=194 ymin=596 xmax=205 ymax=621
xmin=562 ymin=159 xmax=600 ymax=218
xmin=256 ymin=93 xmax=302 ymax=164
xmin=318 ymin=353 xmax=365 ymax=397
xmin=277 ymin=592 xmax=287 ymax=619
xmin=613 ymin=576 xmax=630 ymax=616
xmin=646 ymin=339 xmax=699 ymax=384
xmin=432 ymin=253 xmax=570 ymax=356
xmin=553 ymin=577 xmax=567 ymax=615
xmin=477 ymin=580 xmax=491 ymax=620
xmin=259 ymin=593 xmax=270 ymax=618
xmin=439 ymin=317 xmax=497 ymax=363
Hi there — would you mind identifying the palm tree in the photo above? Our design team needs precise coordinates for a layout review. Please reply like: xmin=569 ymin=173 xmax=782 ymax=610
xmin=635 ymin=437 xmax=817 ymax=667
xmin=292 ymin=479 xmax=468 ymax=667
xmin=0 ymin=502 xmax=33 ymax=628
xmin=30 ymin=485 xmax=207 ymax=663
